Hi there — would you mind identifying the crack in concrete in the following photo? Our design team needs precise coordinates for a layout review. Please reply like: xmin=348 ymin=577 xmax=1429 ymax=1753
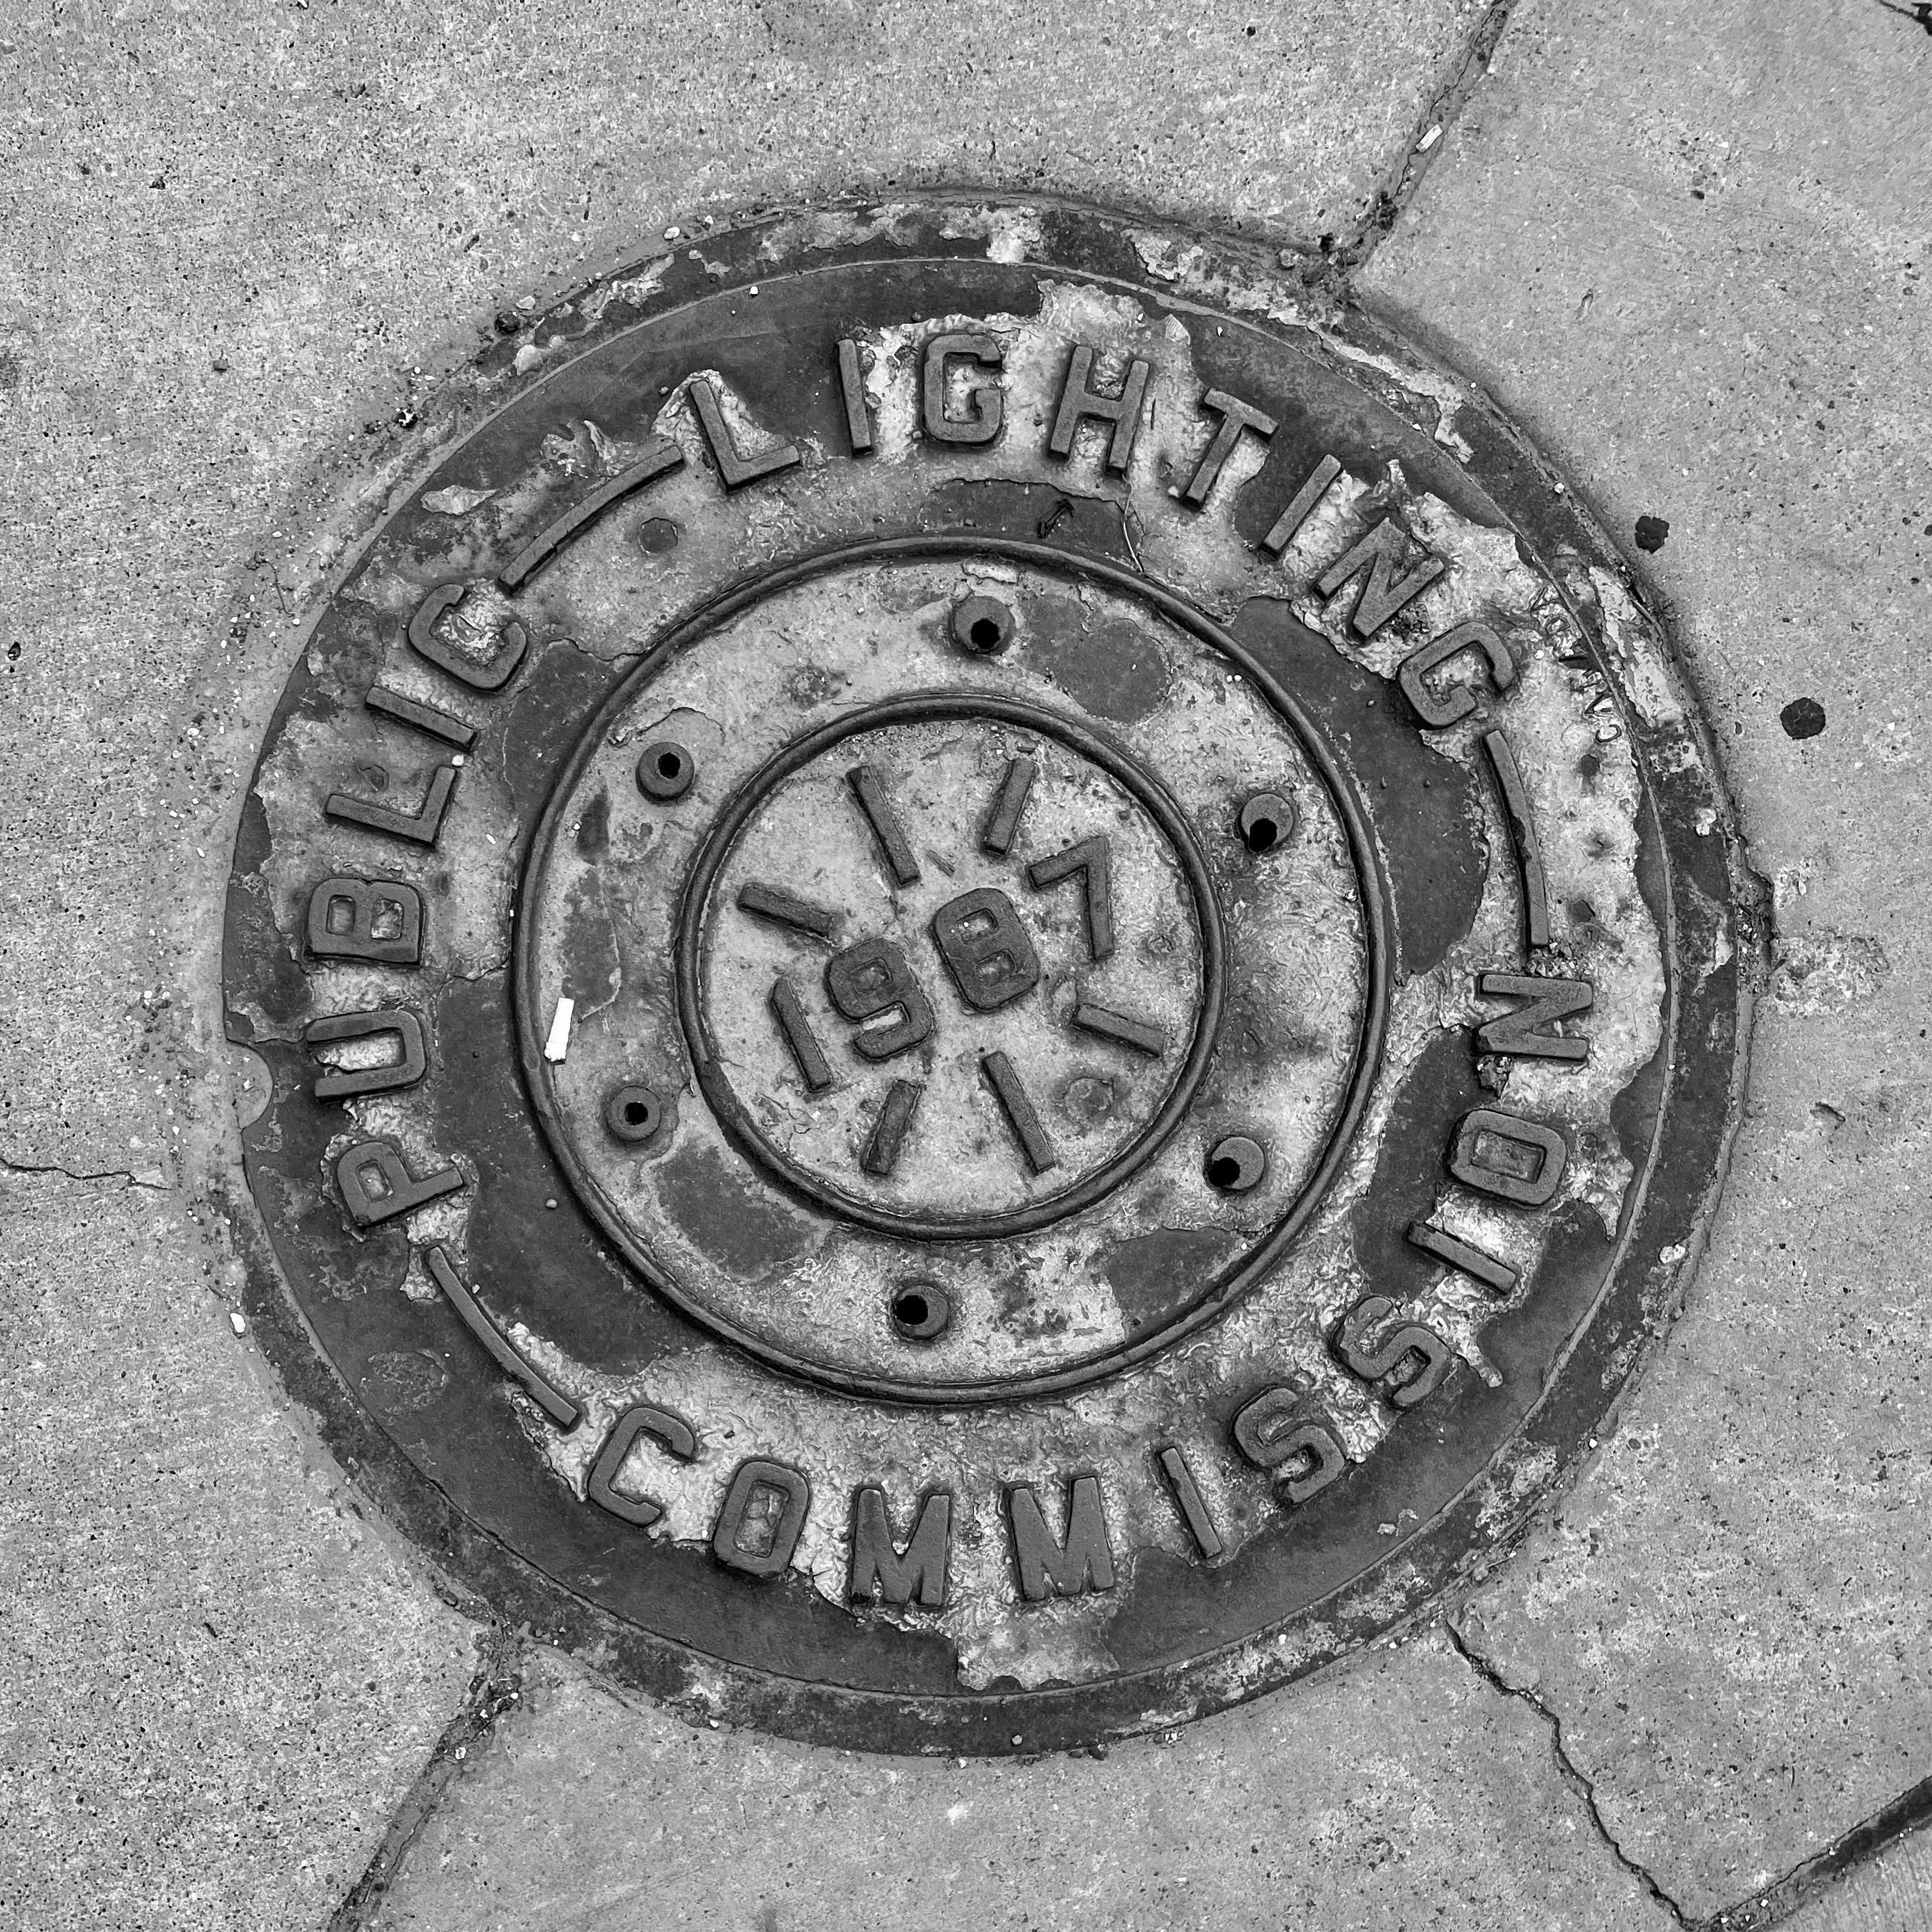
xmin=0 ymin=1151 xmax=173 ymax=1192
xmin=1331 ymin=0 xmax=1519 ymax=275
xmin=328 ymin=1626 xmax=529 ymax=1931
xmin=1443 ymin=1617 xmax=1694 ymax=1928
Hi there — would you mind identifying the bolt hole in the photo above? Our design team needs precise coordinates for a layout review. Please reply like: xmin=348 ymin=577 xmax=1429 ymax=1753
xmin=636 ymin=740 xmax=695 ymax=802
xmin=604 ymin=1084 xmax=662 ymax=1144
xmin=1205 ymin=1134 xmax=1267 ymax=1194
xmin=1238 ymin=791 xmax=1297 ymax=854
xmin=890 ymin=1280 xmax=950 ymax=1341
xmin=951 ymin=594 xmax=1015 ymax=657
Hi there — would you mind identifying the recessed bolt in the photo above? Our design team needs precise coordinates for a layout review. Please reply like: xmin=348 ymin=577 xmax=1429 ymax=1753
xmin=951 ymin=594 xmax=1015 ymax=657
xmin=1237 ymin=791 xmax=1297 ymax=854
xmin=637 ymin=740 xmax=695 ymax=801
xmin=890 ymin=1280 xmax=951 ymax=1341
xmin=1205 ymin=1135 xmax=1267 ymax=1193
xmin=604 ymin=1084 xmax=662 ymax=1143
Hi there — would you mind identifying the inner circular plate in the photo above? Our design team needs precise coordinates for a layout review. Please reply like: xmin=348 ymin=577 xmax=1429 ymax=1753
xmin=514 ymin=546 xmax=1383 ymax=1398
xmin=688 ymin=696 xmax=1220 ymax=1233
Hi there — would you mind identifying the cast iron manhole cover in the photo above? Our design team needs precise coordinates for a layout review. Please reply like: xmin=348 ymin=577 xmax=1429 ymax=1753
xmin=223 ymin=197 xmax=1745 ymax=1753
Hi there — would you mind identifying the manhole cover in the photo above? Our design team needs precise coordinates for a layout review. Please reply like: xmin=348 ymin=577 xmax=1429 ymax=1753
xmin=223 ymin=197 xmax=1745 ymax=1753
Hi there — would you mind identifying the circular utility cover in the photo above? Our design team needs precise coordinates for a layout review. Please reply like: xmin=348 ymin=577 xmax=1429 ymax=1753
xmin=223 ymin=197 xmax=1745 ymax=1755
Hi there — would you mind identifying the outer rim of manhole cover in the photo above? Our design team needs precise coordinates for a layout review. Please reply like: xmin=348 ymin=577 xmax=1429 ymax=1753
xmin=220 ymin=192 xmax=1751 ymax=1757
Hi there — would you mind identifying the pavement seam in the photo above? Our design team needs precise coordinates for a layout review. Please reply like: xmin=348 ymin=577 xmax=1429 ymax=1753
xmin=0 ymin=1150 xmax=172 ymax=1191
xmin=1442 ymin=1617 xmax=1694 ymax=1928
xmin=326 ymin=1626 xmax=529 ymax=1931
xmin=1697 ymin=1775 xmax=1932 ymax=1931
xmin=1327 ymin=0 xmax=1519 ymax=275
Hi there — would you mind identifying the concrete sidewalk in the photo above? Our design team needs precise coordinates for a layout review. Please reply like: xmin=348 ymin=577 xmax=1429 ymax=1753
xmin=2 ymin=2 xmax=1927 ymax=1928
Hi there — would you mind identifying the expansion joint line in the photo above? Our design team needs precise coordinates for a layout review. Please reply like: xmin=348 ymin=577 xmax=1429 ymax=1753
xmin=1330 ymin=0 xmax=1521 ymax=275
xmin=1442 ymin=1618 xmax=1694 ymax=1928
xmin=328 ymin=1625 xmax=531 ymax=1931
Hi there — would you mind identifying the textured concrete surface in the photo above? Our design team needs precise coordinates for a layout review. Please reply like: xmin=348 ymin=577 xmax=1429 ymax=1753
xmin=366 ymin=1638 xmax=1676 ymax=1932
xmin=1361 ymin=0 xmax=1932 ymax=1918
xmin=0 ymin=1170 xmax=474 ymax=1932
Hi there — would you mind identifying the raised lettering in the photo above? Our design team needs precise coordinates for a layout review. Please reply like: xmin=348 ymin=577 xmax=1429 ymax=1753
xmin=1260 ymin=452 xmax=1343 ymax=555
xmin=1450 ymin=1107 xmax=1568 ymax=1207
xmin=306 ymin=1009 xmax=428 ymax=1101
xmin=837 ymin=338 xmax=874 ymax=455
xmin=1006 ymin=1473 xmax=1115 ymax=1601
xmin=825 ymin=938 xmax=934 ymax=1061
xmin=686 ymin=378 xmax=801 ymax=490
xmin=922 ymin=332 xmax=1004 ymax=446
xmin=712 ymin=1458 xmax=810 ymax=1579
xmin=1049 ymin=344 xmax=1152 ymax=473
xmin=335 ymin=1140 xmax=464 ymax=1228
xmin=1154 ymin=1446 xmax=1224 ymax=1561
xmin=1330 ymin=1295 xmax=1451 ymax=1409
xmin=1407 ymin=1220 xmax=1519 ymax=1295
xmin=1231 ymin=1384 xmax=1348 ymax=1505
xmin=1318 ymin=519 xmax=1446 ymax=637
xmin=305 ymin=876 xmax=423 ymax=965
xmin=931 ymin=887 xmax=1040 ymax=1012
xmin=849 ymin=1486 xmax=951 ymax=1607
xmin=408 ymin=582 xmax=529 ymax=691
xmin=587 ymin=1402 xmax=697 ymax=1526
xmin=1475 ymin=971 xmax=1594 ymax=1061
xmin=1398 ymin=620 xmax=1516 ymax=728
xmin=1025 ymin=834 xmax=1114 ymax=960
xmin=324 ymin=762 xmax=457 ymax=847
xmin=1182 ymin=388 xmax=1277 ymax=506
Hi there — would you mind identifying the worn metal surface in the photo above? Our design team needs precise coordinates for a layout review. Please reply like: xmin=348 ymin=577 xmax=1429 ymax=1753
xmin=222 ymin=195 xmax=1747 ymax=1755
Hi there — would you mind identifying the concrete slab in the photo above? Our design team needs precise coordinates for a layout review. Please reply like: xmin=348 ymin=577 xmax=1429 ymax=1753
xmin=363 ymin=1637 xmax=1677 ymax=1932
xmin=1359 ymin=0 xmax=1932 ymax=1917
xmin=0 ymin=1170 xmax=475 ymax=1932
